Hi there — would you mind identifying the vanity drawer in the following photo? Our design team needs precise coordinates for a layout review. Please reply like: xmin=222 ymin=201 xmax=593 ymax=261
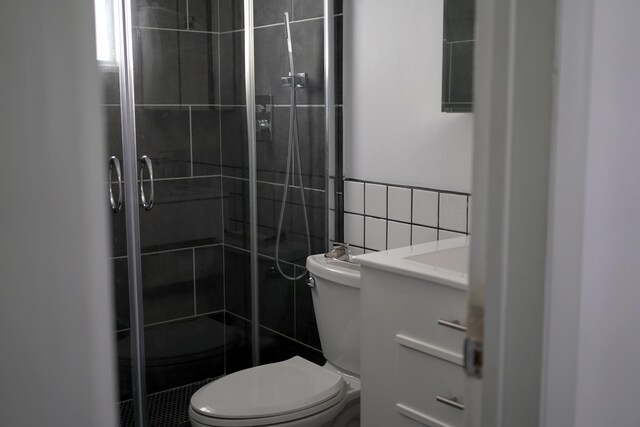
xmin=390 ymin=274 xmax=468 ymax=359
xmin=396 ymin=334 xmax=466 ymax=427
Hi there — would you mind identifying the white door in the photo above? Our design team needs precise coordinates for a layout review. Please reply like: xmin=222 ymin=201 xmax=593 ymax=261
xmin=464 ymin=0 xmax=558 ymax=425
xmin=467 ymin=0 xmax=640 ymax=426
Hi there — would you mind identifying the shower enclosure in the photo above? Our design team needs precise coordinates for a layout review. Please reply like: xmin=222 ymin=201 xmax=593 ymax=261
xmin=97 ymin=0 xmax=342 ymax=425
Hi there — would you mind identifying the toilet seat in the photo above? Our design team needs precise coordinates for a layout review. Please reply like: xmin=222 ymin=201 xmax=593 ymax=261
xmin=190 ymin=357 xmax=348 ymax=427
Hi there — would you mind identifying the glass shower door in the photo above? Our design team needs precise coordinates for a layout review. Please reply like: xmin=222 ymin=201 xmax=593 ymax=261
xmin=251 ymin=0 xmax=329 ymax=365
xmin=129 ymin=1 xmax=236 ymax=424
xmin=98 ymin=0 xmax=256 ymax=425
xmin=97 ymin=0 xmax=337 ymax=425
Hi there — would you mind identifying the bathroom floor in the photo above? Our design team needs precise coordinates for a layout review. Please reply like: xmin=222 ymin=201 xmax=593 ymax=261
xmin=119 ymin=378 xmax=214 ymax=427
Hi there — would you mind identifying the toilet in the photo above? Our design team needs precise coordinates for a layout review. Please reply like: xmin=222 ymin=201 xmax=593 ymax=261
xmin=189 ymin=254 xmax=361 ymax=427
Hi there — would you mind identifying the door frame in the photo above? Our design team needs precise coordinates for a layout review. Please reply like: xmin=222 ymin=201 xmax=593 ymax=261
xmin=467 ymin=0 xmax=558 ymax=425
xmin=470 ymin=0 xmax=640 ymax=426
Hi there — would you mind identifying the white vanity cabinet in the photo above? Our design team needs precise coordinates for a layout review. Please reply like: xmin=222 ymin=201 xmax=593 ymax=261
xmin=358 ymin=238 xmax=470 ymax=427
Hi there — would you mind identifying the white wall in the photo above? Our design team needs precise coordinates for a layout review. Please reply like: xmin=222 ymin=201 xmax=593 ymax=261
xmin=543 ymin=1 xmax=640 ymax=426
xmin=0 ymin=1 xmax=117 ymax=426
xmin=343 ymin=0 xmax=473 ymax=192
xmin=566 ymin=1 xmax=640 ymax=425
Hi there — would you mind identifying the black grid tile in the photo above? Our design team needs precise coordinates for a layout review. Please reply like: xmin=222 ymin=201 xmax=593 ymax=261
xmin=119 ymin=378 xmax=215 ymax=427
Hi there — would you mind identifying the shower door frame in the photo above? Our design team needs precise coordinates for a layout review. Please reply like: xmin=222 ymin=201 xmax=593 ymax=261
xmin=243 ymin=0 xmax=260 ymax=368
xmin=113 ymin=0 xmax=335 ymax=425
xmin=114 ymin=0 xmax=148 ymax=426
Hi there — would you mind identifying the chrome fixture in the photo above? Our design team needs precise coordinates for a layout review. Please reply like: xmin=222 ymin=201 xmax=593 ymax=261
xmin=243 ymin=0 xmax=260 ymax=367
xmin=256 ymin=94 xmax=273 ymax=142
xmin=275 ymin=12 xmax=312 ymax=281
xmin=281 ymin=73 xmax=307 ymax=88
xmin=256 ymin=119 xmax=270 ymax=132
xmin=437 ymin=318 xmax=468 ymax=332
xmin=138 ymin=155 xmax=154 ymax=211
xmin=324 ymin=243 xmax=350 ymax=261
xmin=108 ymin=156 xmax=123 ymax=213
xmin=324 ymin=0 xmax=335 ymax=249
xmin=306 ymin=276 xmax=316 ymax=288
xmin=115 ymin=0 xmax=149 ymax=423
xmin=436 ymin=395 xmax=465 ymax=411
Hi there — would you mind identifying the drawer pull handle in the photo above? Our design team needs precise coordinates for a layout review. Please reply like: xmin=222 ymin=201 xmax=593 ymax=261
xmin=438 ymin=319 xmax=467 ymax=332
xmin=436 ymin=395 xmax=465 ymax=411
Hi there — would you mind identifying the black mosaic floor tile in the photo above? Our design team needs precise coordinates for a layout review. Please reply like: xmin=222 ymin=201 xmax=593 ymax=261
xmin=119 ymin=378 xmax=214 ymax=427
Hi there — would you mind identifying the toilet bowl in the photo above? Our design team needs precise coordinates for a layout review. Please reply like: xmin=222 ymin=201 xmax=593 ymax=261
xmin=189 ymin=254 xmax=361 ymax=427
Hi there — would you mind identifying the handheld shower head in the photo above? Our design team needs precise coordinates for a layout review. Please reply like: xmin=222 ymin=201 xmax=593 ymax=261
xmin=283 ymin=12 xmax=295 ymax=75
xmin=283 ymin=12 xmax=292 ymax=49
xmin=275 ymin=12 xmax=311 ymax=281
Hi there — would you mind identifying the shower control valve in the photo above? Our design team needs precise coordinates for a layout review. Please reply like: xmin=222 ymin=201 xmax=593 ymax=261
xmin=255 ymin=94 xmax=273 ymax=143
xmin=257 ymin=119 xmax=271 ymax=132
xmin=281 ymin=73 xmax=307 ymax=88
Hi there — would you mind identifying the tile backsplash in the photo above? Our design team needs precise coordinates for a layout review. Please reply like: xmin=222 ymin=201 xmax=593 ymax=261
xmin=337 ymin=178 xmax=470 ymax=255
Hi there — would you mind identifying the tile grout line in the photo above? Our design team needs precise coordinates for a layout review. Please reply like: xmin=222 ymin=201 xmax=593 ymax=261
xmin=133 ymin=25 xmax=216 ymax=34
xmin=223 ymin=244 xmax=304 ymax=269
xmin=144 ymin=309 xmax=225 ymax=329
xmin=446 ymin=39 xmax=475 ymax=45
xmin=362 ymin=183 xmax=366 ymax=249
xmin=192 ymin=248 xmax=197 ymax=315
xmin=221 ymin=175 xmax=328 ymax=193
xmin=437 ymin=192 xmax=441 ymax=240
xmin=341 ymin=212 xmax=447 ymax=232
xmin=410 ymin=188 xmax=414 ymax=245
xmin=269 ymin=15 xmax=327 ymax=30
xmin=189 ymin=105 xmax=194 ymax=177
xmin=466 ymin=195 xmax=470 ymax=234
xmin=139 ymin=242 xmax=223 ymax=257
xmin=145 ymin=174 xmax=223 ymax=182
xmin=226 ymin=311 xmax=322 ymax=353
xmin=344 ymin=177 xmax=471 ymax=197
xmin=385 ymin=185 xmax=389 ymax=250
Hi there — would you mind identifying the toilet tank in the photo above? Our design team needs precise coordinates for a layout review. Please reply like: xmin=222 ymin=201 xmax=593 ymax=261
xmin=306 ymin=254 xmax=361 ymax=376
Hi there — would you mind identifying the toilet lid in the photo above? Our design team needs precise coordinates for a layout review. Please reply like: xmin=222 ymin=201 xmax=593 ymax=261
xmin=190 ymin=356 xmax=345 ymax=419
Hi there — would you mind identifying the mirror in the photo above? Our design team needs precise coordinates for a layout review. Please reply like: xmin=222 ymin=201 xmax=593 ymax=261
xmin=442 ymin=0 xmax=475 ymax=112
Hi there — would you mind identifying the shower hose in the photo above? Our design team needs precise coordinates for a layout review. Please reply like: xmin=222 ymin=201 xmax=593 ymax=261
xmin=275 ymin=12 xmax=312 ymax=281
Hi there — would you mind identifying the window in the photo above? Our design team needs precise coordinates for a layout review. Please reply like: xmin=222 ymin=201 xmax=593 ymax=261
xmin=94 ymin=0 xmax=118 ymax=66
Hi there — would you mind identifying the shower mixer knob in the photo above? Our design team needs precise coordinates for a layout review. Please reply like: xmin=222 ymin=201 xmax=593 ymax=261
xmin=257 ymin=119 xmax=271 ymax=132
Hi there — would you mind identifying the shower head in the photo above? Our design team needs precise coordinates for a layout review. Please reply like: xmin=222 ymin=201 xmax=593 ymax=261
xmin=283 ymin=12 xmax=295 ymax=76
xmin=283 ymin=12 xmax=292 ymax=52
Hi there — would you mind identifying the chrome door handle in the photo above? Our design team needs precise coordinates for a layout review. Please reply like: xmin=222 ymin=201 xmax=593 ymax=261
xmin=436 ymin=395 xmax=465 ymax=411
xmin=108 ymin=156 xmax=123 ymax=213
xmin=138 ymin=155 xmax=154 ymax=211
xmin=437 ymin=319 xmax=467 ymax=332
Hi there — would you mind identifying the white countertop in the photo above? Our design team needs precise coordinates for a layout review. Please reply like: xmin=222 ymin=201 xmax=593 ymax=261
xmin=354 ymin=236 xmax=470 ymax=291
